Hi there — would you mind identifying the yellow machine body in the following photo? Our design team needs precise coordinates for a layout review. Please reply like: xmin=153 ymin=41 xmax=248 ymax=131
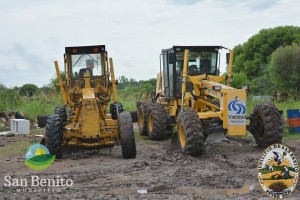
xmin=55 ymin=45 xmax=120 ymax=148
xmin=155 ymin=47 xmax=247 ymax=136
xmin=137 ymin=45 xmax=282 ymax=156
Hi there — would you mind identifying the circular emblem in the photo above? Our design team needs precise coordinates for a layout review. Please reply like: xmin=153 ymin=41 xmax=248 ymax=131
xmin=24 ymin=144 xmax=55 ymax=171
xmin=257 ymin=144 xmax=298 ymax=198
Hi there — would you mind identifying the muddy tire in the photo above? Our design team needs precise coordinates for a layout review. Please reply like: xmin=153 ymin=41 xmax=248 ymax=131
xmin=138 ymin=102 xmax=151 ymax=136
xmin=177 ymin=109 xmax=204 ymax=156
xmin=110 ymin=103 xmax=124 ymax=120
xmin=55 ymin=106 xmax=67 ymax=125
xmin=45 ymin=114 xmax=62 ymax=159
xmin=118 ymin=112 xmax=137 ymax=159
xmin=147 ymin=103 xmax=170 ymax=140
xmin=130 ymin=111 xmax=138 ymax=123
xmin=40 ymin=138 xmax=45 ymax=145
xmin=249 ymin=103 xmax=283 ymax=147
xmin=37 ymin=115 xmax=48 ymax=128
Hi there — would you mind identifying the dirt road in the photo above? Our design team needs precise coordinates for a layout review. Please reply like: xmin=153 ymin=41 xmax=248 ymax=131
xmin=0 ymin=124 xmax=299 ymax=199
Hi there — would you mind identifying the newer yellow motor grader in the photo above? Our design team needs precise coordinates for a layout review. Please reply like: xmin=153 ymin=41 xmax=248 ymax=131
xmin=43 ymin=45 xmax=136 ymax=159
xmin=137 ymin=46 xmax=283 ymax=156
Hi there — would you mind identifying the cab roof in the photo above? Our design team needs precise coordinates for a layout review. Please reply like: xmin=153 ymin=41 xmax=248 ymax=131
xmin=65 ymin=45 xmax=106 ymax=55
xmin=162 ymin=46 xmax=224 ymax=53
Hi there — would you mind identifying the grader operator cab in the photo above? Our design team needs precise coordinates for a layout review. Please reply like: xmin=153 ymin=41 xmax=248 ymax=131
xmin=43 ymin=45 xmax=136 ymax=159
xmin=137 ymin=46 xmax=283 ymax=156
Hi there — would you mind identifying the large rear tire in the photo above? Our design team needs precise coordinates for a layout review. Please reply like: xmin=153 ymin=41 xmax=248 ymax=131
xmin=147 ymin=103 xmax=170 ymax=140
xmin=249 ymin=103 xmax=283 ymax=147
xmin=138 ymin=102 xmax=151 ymax=136
xmin=177 ymin=109 xmax=204 ymax=156
xmin=45 ymin=114 xmax=63 ymax=159
xmin=119 ymin=112 xmax=137 ymax=159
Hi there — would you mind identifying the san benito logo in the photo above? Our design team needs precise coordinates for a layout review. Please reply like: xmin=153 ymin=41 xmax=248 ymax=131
xmin=257 ymin=144 xmax=298 ymax=198
xmin=25 ymin=144 xmax=55 ymax=171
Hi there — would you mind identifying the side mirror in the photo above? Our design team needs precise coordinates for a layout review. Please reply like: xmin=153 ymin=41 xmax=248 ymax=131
xmin=226 ymin=53 xmax=230 ymax=64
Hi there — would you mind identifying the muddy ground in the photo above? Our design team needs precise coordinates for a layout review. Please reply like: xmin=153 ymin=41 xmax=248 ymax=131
xmin=0 ymin=124 xmax=299 ymax=200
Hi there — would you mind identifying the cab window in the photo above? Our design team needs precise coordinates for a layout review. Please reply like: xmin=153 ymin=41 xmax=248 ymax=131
xmin=175 ymin=52 xmax=218 ymax=76
xmin=71 ymin=54 xmax=103 ymax=77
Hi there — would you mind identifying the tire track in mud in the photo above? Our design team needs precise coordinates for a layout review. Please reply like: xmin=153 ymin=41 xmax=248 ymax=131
xmin=1 ymin=133 xmax=300 ymax=199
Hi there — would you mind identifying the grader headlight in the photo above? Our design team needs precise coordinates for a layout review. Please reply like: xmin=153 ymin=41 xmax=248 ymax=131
xmin=212 ymin=86 xmax=221 ymax=91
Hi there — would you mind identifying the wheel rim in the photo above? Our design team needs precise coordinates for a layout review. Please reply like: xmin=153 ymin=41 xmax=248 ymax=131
xmin=139 ymin=110 xmax=144 ymax=128
xmin=179 ymin=123 xmax=186 ymax=148
xmin=148 ymin=112 xmax=153 ymax=132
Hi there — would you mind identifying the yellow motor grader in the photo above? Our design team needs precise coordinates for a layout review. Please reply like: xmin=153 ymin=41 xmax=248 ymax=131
xmin=137 ymin=46 xmax=283 ymax=156
xmin=43 ymin=45 xmax=136 ymax=159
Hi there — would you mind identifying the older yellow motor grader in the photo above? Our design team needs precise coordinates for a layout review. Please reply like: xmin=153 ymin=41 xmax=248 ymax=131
xmin=44 ymin=45 xmax=136 ymax=159
xmin=137 ymin=46 xmax=283 ymax=156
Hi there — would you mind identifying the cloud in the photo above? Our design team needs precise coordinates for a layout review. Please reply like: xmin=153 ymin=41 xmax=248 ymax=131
xmin=0 ymin=42 xmax=47 ymax=71
xmin=168 ymin=0 xmax=203 ymax=5
xmin=0 ymin=0 xmax=299 ymax=87
xmin=220 ymin=0 xmax=280 ymax=12
xmin=247 ymin=0 xmax=280 ymax=11
xmin=168 ymin=0 xmax=279 ymax=11
xmin=0 ymin=42 xmax=53 ymax=87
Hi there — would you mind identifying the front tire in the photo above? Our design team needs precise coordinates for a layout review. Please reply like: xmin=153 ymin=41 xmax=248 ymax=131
xmin=147 ymin=103 xmax=170 ymax=140
xmin=130 ymin=111 xmax=138 ymax=123
xmin=119 ymin=112 xmax=137 ymax=159
xmin=45 ymin=114 xmax=63 ymax=159
xmin=177 ymin=110 xmax=204 ymax=156
xmin=138 ymin=102 xmax=151 ymax=136
xmin=249 ymin=103 xmax=283 ymax=147
xmin=37 ymin=115 xmax=48 ymax=128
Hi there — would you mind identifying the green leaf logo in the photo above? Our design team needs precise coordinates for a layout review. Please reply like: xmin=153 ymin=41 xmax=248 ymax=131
xmin=24 ymin=144 xmax=55 ymax=171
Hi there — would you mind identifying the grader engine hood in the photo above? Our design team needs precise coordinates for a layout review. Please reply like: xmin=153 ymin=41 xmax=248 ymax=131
xmin=200 ymin=80 xmax=247 ymax=136
xmin=83 ymin=88 xmax=96 ymax=99
xmin=81 ymin=88 xmax=101 ymax=138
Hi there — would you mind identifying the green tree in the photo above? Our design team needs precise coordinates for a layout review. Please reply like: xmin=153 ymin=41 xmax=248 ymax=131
xmin=231 ymin=72 xmax=249 ymax=89
xmin=129 ymin=78 xmax=137 ymax=83
xmin=19 ymin=84 xmax=38 ymax=97
xmin=119 ymin=76 xmax=129 ymax=83
xmin=233 ymin=26 xmax=300 ymax=80
xmin=249 ymin=74 xmax=274 ymax=95
xmin=0 ymin=84 xmax=20 ymax=111
xmin=51 ymin=71 xmax=66 ymax=92
xmin=269 ymin=44 xmax=300 ymax=96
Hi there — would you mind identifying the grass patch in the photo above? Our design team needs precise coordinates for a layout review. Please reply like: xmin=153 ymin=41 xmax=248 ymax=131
xmin=283 ymin=128 xmax=300 ymax=141
xmin=0 ymin=128 xmax=43 ymax=159
xmin=247 ymin=97 xmax=300 ymax=119
xmin=0 ymin=138 xmax=36 ymax=158
xmin=134 ymin=131 xmax=159 ymax=144
xmin=17 ymin=96 xmax=61 ymax=121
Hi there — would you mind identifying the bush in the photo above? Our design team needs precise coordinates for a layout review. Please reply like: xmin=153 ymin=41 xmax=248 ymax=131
xmin=269 ymin=44 xmax=300 ymax=96
xmin=231 ymin=72 xmax=249 ymax=89
xmin=19 ymin=84 xmax=38 ymax=97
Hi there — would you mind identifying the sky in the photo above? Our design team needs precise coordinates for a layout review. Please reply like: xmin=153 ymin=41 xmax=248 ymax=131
xmin=0 ymin=0 xmax=299 ymax=87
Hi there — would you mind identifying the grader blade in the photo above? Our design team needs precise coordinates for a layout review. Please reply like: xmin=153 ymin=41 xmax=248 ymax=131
xmin=205 ymin=132 xmax=227 ymax=144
